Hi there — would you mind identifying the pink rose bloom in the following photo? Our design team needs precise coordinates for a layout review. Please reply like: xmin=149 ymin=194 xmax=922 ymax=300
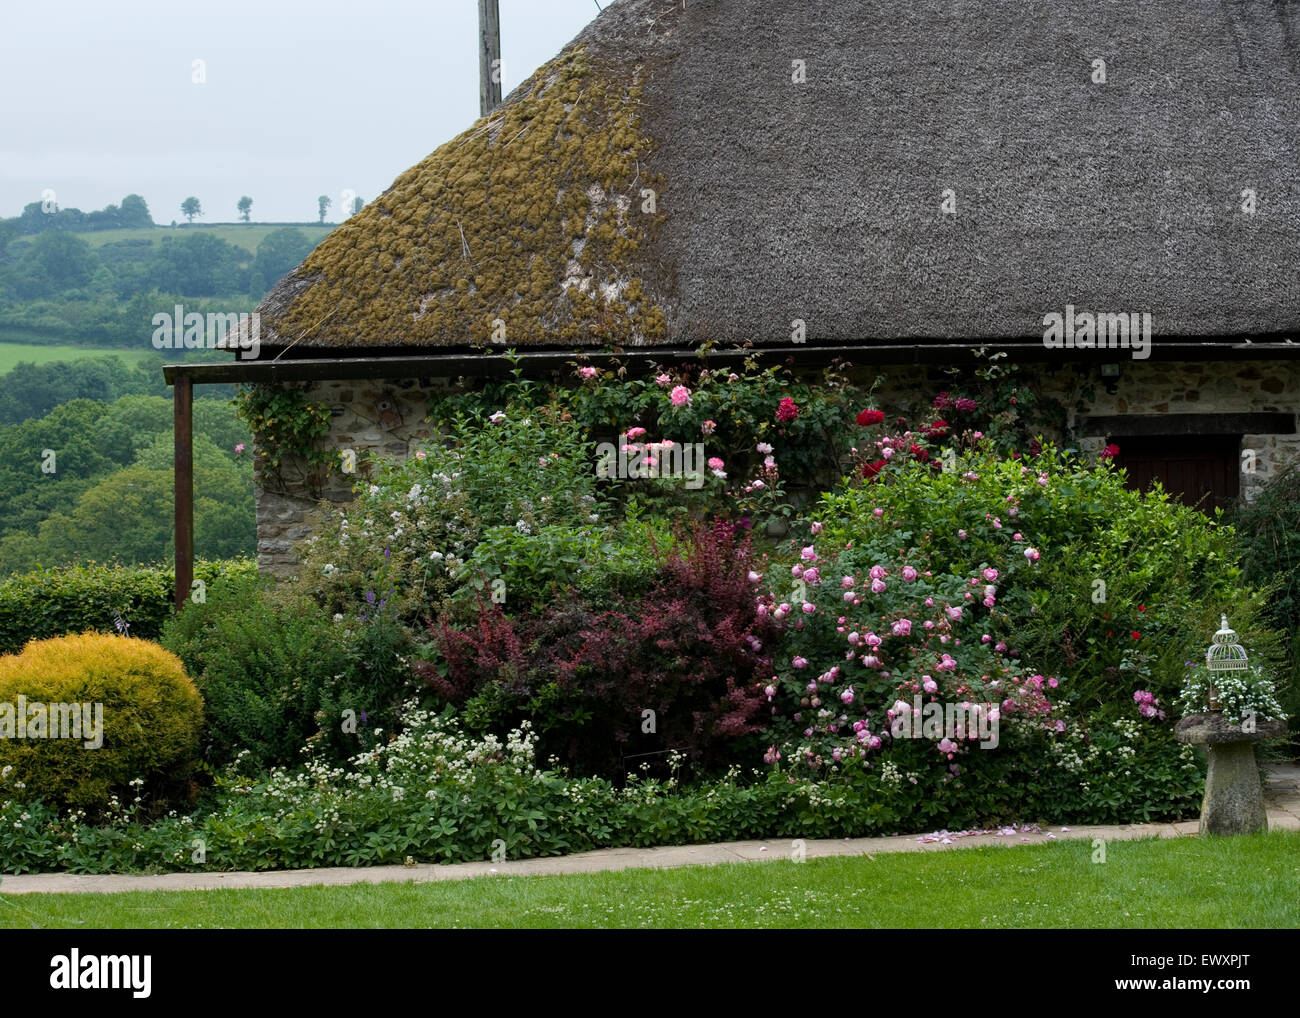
xmin=792 ymin=656 xmax=808 ymax=669
xmin=901 ymin=565 xmax=918 ymax=581
xmin=840 ymin=688 xmax=855 ymax=704
xmin=1048 ymin=677 xmax=1059 ymax=688
xmin=701 ymin=420 xmax=717 ymax=435
xmin=938 ymin=738 xmax=958 ymax=756
xmin=802 ymin=602 xmax=816 ymax=614
xmin=864 ymin=633 xmax=882 ymax=648
xmin=871 ymin=579 xmax=887 ymax=594
xmin=234 ymin=443 xmax=246 ymax=454
xmin=791 ymin=564 xmax=804 ymax=579
xmin=747 ymin=570 xmax=762 ymax=583
xmin=892 ymin=619 xmax=912 ymax=637
xmin=957 ymin=529 xmax=967 ymax=540
xmin=756 ymin=442 xmax=773 ymax=454
xmin=842 ymin=591 xmax=856 ymax=602
xmin=1013 ymin=532 xmax=1023 ymax=541
xmin=579 ymin=366 xmax=599 ymax=379
xmin=982 ymin=568 xmax=998 ymax=581
xmin=1024 ymin=547 xmax=1041 ymax=562
xmin=868 ymin=735 xmax=882 ymax=749
xmin=704 ymin=455 xmax=724 ymax=471
xmin=751 ymin=479 xmax=766 ymax=490
xmin=841 ymin=575 xmax=855 ymax=588
xmin=869 ymin=565 xmax=887 ymax=580
xmin=946 ymin=606 xmax=963 ymax=620
xmin=802 ymin=567 xmax=820 ymax=584
xmin=810 ymin=521 xmax=823 ymax=535
xmin=670 ymin=385 xmax=692 ymax=407
xmin=847 ymin=631 xmax=861 ymax=645
xmin=626 ymin=426 xmax=646 ymax=439
xmin=801 ymin=545 xmax=818 ymax=561
xmin=982 ymin=634 xmax=992 ymax=643
xmin=655 ymin=374 xmax=671 ymax=387
xmin=995 ymin=641 xmax=1007 ymax=652
xmin=937 ymin=654 xmax=957 ymax=671
xmin=764 ymin=684 xmax=776 ymax=698
xmin=923 ymin=620 xmax=935 ymax=630
xmin=922 ymin=675 xmax=938 ymax=693
xmin=763 ymin=746 xmax=781 ymax=764
xmin=873 ymin=508 xmax=884 ymax=517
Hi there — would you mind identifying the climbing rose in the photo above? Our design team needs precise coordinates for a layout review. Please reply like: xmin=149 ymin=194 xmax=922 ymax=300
xmin=707 ymin=457 xmax=725 ymax=471
xmin=655 ymin=374 xmax=671 ymax=387
xmin=857 ymin=408 xmax=885 ymax=426
xmin=670 ymin=385 xmax=692 ymax=407
xmin=955 ymin=397 xmax=977 ymax=412
xmin=579 ymin=366 xmax=599 ymax=379
xmin=776 ymin=397 xmax=799 ymax=422
xmin=1100 ymin=443 xmax=1120 ymax=460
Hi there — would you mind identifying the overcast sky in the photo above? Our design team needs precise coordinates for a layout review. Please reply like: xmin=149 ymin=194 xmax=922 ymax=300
xmin=0 ymin=0 xmax=601 ymax=223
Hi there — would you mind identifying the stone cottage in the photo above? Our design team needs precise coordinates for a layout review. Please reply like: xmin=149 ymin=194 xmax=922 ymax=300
xmin=169 ymin=0 xmax=1300 ymax=580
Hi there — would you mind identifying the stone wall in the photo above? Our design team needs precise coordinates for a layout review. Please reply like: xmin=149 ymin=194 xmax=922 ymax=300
xmin=253 ymin=359 xmax=1300 ymax=576
xmin=254 ymin=377 xmax=451 ymax=576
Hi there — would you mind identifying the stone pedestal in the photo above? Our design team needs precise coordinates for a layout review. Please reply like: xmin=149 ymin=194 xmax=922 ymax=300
xmin=1174 ymin=712 xmax=1288 ymax=836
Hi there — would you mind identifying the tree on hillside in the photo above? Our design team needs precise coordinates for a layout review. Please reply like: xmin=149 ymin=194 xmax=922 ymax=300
xmin=151 ymin=233 xmax=247 ymax=296
xmin=237 ymin=196 xmax=253 ymax=223
xmin=10 ymin=231 xmax=98 ymax=298
xmin=181 ymin=197 xmax=202 ymax=224
xmin=317 ymin=195 xmax=331 ymax=224
xmin=252 ymin=228 xmax=314 ymax=291
xmin=119 ymin=194 xmax=153 ymax=228
xmin=350 ymin=196 xmax=364 ymax=215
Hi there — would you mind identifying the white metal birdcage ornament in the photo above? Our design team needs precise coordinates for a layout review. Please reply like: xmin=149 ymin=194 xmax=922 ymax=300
xmin=1204 ymin=614 xmax=1248 ymax=711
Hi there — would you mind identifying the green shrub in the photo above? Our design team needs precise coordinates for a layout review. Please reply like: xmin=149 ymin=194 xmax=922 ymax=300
xmin=0 ymin=633 xmax=203 ymax=813
xmin=816 ymin=437 xmax=1280 ymax=710
xmin=0 ymin=558 xmax=257 ymax=656
xmin=160 ymin=573 xmax=418 ymax=770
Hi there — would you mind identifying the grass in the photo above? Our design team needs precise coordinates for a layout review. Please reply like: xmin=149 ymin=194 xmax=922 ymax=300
xmin=0 ymin=341 xmax=160 ymax=374
xmin=74 ymin=224 xmax=335 ymax=256
xmin=3 ymin=831 xmax=1297 ymax=929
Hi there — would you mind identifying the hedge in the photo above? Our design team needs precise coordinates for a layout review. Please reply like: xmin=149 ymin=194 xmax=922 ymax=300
xmin=0 ymin=559 xmax=258 ymax=655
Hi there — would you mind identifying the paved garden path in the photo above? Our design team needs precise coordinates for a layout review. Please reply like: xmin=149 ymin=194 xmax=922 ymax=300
xmin=5 ymin=763 xmax=1298 ymax=896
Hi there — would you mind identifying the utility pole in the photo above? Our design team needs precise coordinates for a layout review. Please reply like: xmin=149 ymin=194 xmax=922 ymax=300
xmin=479 ymin=0 xmax=502 ymax=116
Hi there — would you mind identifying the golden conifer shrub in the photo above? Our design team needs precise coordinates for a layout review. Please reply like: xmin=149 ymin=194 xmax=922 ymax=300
xmin=0 ymin=634 xmax=203 ymax=814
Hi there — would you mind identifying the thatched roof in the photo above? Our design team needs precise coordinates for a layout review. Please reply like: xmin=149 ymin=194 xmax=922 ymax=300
xmin=258 ymin=0 xmax=1300 ymax=351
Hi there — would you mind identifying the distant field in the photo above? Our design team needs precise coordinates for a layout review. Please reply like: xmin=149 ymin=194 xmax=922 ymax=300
xmin=74 ymin=223 xmax=335 ymax=256
xmin=0 ymin=342 xmax=161 ymax=374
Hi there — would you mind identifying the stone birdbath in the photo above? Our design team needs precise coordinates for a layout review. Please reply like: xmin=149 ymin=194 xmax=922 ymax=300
xmin=1174 ymin=712 xmax=1287 ymax=836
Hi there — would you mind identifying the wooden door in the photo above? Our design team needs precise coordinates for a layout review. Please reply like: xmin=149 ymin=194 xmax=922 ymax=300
xmin=1109 ymin=435 xmax=1239 ymax=513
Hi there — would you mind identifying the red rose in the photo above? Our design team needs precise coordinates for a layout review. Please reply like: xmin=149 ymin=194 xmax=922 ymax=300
xmin=776 ymin=397 xmax=800 ymax=423
xmin=857 ymin=409 xmax=885 ymax=426
xmin=909 ymin=443 xmax=929 ymax=463
xmin=862 ymin=459 xmax=888 ymax=480
xmin=954 ymin=397 xmax=977 ymax=412
xmin=933 ymin=392 xmax=953 ymax=410
xmin=1100 ymin=443 xmax=1120 ymax=461
xmin=1131 ymin=631 xmax=1141 ymax=640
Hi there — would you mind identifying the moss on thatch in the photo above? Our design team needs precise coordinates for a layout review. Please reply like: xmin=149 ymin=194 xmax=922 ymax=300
xmin=268 ymin=47 xmax=666 ymax=348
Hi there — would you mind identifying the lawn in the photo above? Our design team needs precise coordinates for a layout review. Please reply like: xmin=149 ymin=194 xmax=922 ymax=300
xmin=4 ymin=832 xmax=1297 ymax=929
xmin=0 ymin=340 xmax=160 ymax=374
